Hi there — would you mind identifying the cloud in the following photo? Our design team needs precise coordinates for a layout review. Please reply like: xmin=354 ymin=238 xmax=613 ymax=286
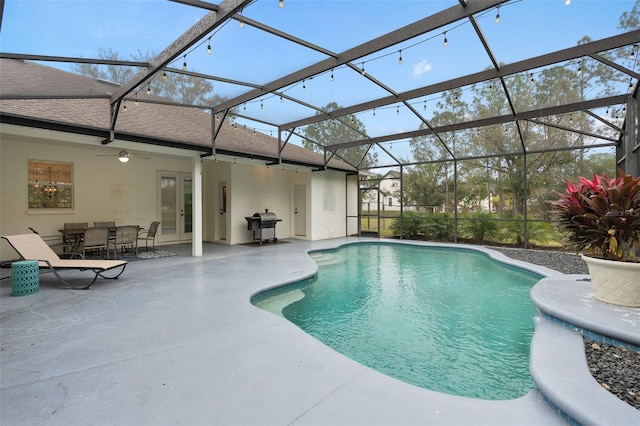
xmin=412 ymin=60 xmax=432 ymax=77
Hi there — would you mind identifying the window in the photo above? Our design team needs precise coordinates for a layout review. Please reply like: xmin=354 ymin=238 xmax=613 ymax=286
xmin=28 ymin=160 xmax=73 ymax=209
xmin=389 ymin=198 xmax=393 ymax=207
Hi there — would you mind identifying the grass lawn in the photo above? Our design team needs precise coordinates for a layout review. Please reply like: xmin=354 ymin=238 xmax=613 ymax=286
xmin=360 ymin=214 xmax=564 ymax=248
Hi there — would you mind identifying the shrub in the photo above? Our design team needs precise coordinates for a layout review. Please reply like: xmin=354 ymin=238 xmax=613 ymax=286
xmin=500 ymin=217 xmax=554 ymax=246
xmin=390 ymin=211 xmax=424 ymax=239
xmin=422 ymin=213 xmax=455 ymax=241
xmin=549 ymin=170 xmax=640 ymax=261
xmin=459 ymin=212 xmax=500 ymax=243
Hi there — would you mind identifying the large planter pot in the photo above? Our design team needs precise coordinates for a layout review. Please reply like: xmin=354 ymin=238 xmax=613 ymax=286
xmin=581 ymin=255 xmax=640 ymax=308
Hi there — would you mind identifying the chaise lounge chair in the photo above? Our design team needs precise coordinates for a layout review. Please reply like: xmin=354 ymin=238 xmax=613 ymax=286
xmin=2 ymin=233 xmax=127 ymax=290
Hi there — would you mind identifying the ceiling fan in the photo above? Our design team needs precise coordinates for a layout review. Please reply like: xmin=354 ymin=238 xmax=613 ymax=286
xmin=97 ymin=149 xmax=150 ymax=162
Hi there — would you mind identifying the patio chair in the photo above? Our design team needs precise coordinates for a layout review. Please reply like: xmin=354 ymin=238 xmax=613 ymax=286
xmin=63 ymin=222 xmax=88 ymax=253
xmin=137 ymin=221 xmax=160 ymax=251
xmin=2 ymin=233 xmax=127 ymax=289
xmin=82 ymin=227 xmax=111 ymax=259
xmin=110 ymin=225 xmax=139 ymax=259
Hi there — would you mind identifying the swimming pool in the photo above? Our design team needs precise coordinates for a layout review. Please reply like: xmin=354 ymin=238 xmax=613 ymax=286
xmin=253 ymin=242 xmax=544 ymax=400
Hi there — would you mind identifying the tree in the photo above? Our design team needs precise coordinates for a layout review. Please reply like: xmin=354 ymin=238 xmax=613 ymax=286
xmin=74 ymin=47 xmax=139 ymax=85
xmin=406 ymin=88 xmax=470 ymax=212
xmin=303 ymin=102 xmax=377 ymax=168
xmin=619 ymin=0 xmax=640 ymax=30
xmin=404 ymin=52 xmax=621 ymax=218
xmin=403 ymin=162 xmax=449 ymax=210
xmin=73 ymin=48 xmax=227 ymax=107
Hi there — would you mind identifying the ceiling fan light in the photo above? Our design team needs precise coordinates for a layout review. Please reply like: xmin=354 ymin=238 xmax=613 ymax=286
xmin=118 ymin=150 xmax=130 ymax=163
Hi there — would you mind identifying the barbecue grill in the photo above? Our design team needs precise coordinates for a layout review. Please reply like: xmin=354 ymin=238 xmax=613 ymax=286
xmin=245 ymin=209 xmax=282 ymax=244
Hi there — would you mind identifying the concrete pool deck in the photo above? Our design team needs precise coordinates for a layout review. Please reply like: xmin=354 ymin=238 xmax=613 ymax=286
xmin=1 ymin=237 xmax=638 ymax=425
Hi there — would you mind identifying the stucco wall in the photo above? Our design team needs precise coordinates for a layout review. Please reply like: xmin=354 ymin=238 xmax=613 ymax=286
xmin=230 ymin=163 xmax=293 ymax=245
xmin=0 ymin=133 xmax=193 ymax=260
xmin=223 ymin=164 xmax=352 ymax=245
xmin=1 ymin=129 xmax=356 ymax=259
xmin=310 ymin=171 xmax=349 ymax=240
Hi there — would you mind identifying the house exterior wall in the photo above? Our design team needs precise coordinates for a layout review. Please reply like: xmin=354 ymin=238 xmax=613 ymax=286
xmin=229 ymin=163 xmax=292 ymax=245
xmin=0 ymin=131 xmax=193 ymax=260
xmin=309 ymin=171 xmax=350 ymax=240
xmin=0 ymin=128 xmax=356 ymax=260
xmin=215 ymin=164 xmax=353 ymax=244
xmin=379 ymin=176 xmax=401 ymax=211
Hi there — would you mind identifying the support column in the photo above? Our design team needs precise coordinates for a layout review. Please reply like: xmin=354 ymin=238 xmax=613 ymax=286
xmin=453 ymin=160 xmax=458 ymax=243
xmin=626 ymin=95 xmax=639 ymax=176
xmin=192 ymin=156 xmax=203 ymax=257
xmin=399 ymin=165 xmax=404 ymax=240
xmin=523 ymin=152 xmax=528 ymax=249
xmin=619 ymin=95 xmax=640 ymax=176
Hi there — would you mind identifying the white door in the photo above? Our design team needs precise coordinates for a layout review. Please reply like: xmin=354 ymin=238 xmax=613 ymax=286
xmin=294 ymin=184 xmax=306 ymax=237
xmin=158 ymin=171 xmax=193 ymax=242
xmin=219 ymin=182 xmax=227 ymax=241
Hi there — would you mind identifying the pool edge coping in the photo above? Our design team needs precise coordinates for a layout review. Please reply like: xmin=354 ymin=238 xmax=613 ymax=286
xmin=250 ymin=238 xmax=639 ymax=424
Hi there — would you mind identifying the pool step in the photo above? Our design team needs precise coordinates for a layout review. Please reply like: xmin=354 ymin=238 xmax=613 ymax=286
xmin=308 ymin=252 xmax=345 ymax=266
xmin=253 ymin=289 xmax=305 ymax=317
xmin=530 ymin=316 xmax=640 ymax=425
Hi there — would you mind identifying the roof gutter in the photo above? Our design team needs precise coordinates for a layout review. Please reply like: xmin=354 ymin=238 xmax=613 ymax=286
xmin=0 ymin=112 xmax=356 ymax=173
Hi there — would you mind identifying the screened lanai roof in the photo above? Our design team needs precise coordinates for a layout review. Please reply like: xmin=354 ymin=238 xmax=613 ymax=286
xmin=1 ymin=0 xmax=639 ymax=171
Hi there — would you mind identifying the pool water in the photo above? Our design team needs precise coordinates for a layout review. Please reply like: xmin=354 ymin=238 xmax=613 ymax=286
xmin=254 ymin=243 xmax=543 ymax=400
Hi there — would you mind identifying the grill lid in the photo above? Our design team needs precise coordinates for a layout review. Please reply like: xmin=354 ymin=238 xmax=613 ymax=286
xmin=252 ymin=210 xmax=278 ymax=221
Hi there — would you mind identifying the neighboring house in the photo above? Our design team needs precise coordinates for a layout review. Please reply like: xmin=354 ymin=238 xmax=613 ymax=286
xmin=361 ymin=170 xmax=406 ymax=213
xmin=379 ymin=170 xmax=402 ymax=211
xmin=0 ymin=59 xmax=358 ymax=260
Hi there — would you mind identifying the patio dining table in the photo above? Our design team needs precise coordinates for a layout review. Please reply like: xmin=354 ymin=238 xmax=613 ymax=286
xmin=58 ymin=226 xmax=142 ymax=254
xmin=57 ymin=228 xmax=88 ymax=253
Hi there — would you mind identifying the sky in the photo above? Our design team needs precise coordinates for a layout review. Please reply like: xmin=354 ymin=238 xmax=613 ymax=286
xmin=1 ymin=0 xmax=638 ymax=165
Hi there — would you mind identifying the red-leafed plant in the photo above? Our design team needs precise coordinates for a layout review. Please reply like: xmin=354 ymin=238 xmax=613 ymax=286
xmin=550 ymin=170 xmax=640 ymax=262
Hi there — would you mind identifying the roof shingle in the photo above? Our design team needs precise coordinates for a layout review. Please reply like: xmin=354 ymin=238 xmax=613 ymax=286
xmin=0 ymin=59 xmax=355 ymax=172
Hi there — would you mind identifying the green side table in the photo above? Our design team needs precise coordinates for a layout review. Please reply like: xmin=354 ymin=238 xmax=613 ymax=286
xmin=11 ymin=260 xmax=40 ymax=296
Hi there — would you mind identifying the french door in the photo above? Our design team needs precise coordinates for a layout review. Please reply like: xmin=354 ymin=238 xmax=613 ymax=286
xmin=158 ymin=171 xmax=193 ymax=242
